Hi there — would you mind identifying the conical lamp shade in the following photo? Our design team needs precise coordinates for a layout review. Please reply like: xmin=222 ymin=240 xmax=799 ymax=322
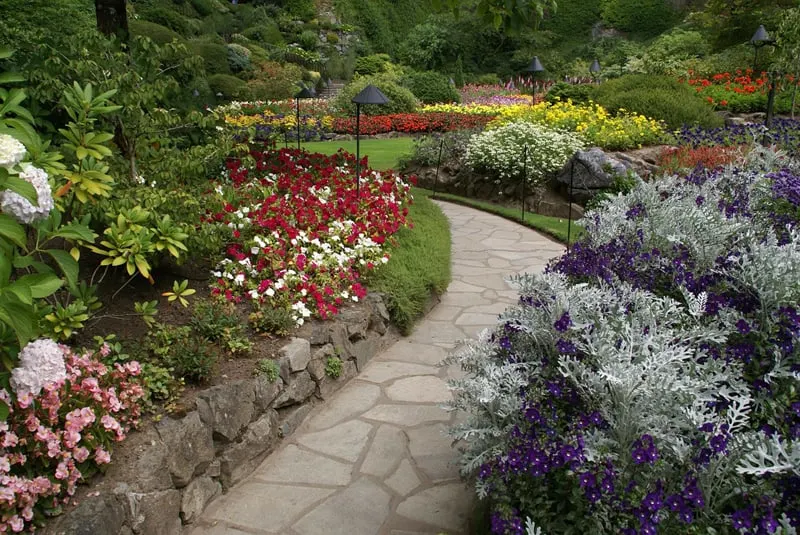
xmin=590 ymin=59 xmax=601 ymax=73
xmin=352 ymin=84 xmax=390 ymax=105
xmin=526 ymin=56 xmax=545 ymax=73
xmin=751 ymin=25 xmax=771 ymax=44
xmin=295 ymin=87 xmax=314 ymax=99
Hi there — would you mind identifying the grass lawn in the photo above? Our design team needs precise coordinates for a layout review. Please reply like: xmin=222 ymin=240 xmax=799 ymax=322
xmin=414 ymin=187 xmax=583 ymax=245
xmin=299 ymin=137 xmax=415 ymax=171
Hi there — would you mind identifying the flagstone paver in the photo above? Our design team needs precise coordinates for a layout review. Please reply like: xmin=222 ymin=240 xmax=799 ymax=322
xmin=189 ymin=201 xmax=565 ymax=535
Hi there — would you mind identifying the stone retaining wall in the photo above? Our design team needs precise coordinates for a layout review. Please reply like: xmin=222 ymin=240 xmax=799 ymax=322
xmin=44 ymin=294 xmax=398 ymax=535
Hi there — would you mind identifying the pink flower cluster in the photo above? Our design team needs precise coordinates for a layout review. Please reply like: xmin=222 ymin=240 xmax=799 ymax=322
xmin=0 ymin=345 xmax=144 ymax=532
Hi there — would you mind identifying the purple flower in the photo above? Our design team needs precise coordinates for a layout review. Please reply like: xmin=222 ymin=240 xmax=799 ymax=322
xmin=554 ymin=311 xmax=572 ymax=333
xmin=631 ymin=435 xmax=659 ymax=465
xmin=736 ymin=319 xmax=752 ymax=335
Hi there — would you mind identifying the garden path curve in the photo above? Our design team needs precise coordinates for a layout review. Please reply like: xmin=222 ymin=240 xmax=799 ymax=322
xmin=188 ymin=201 xmax=566 ymax=535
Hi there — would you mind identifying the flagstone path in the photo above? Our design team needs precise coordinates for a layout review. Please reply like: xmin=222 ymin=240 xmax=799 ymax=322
xmin=188 ymin=201 xmax=566 ymax=535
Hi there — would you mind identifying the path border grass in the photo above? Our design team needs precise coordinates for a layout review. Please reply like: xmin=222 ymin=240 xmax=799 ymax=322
xmin=365 ymin=194 xmax=451 ymax=334
xmin=413 ymin=187 xmax=583 ymax=245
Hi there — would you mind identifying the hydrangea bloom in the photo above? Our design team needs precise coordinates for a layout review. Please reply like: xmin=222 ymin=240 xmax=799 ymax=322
xmin=0 ymin=164 xmax=54 ymax=224
xmin=10 ymin=339 xmax=67 ymax=397
xmin=0 ymin=134 xmax=26 ymax=169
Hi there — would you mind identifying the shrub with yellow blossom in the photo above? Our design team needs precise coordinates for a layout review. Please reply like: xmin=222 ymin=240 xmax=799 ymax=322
xmin=488 ymin=100 xmax=665 ymax=150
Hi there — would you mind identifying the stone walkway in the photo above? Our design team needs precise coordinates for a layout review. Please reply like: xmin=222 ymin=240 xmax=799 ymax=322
xmin=188 ymin=201 xmax=565 ymax=535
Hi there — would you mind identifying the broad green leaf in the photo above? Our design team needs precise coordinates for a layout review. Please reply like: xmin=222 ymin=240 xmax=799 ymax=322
xmin=3 ymin=175 xmax=37 ymax=205
xmin=2 ymin=280 xmax=32 ymax=304
xmin=0 ymin=297 xmax=36 ymax=346
xmin=0 ymin=72 xmax=24 ymax=84
xmin=0 ymin=214 xmax=26 ymax=248
xmin=45 ymin=249 xmax=79 ymax=291
xmin=53 ymin=222 xmax=97 ymax=243
xmin=0 ymin=251 xmax=10 ymax=287
xmin=17 ymin=273 xmax=63 ymax=298
xmin=0 ymin=400 xmax=9 ymax=421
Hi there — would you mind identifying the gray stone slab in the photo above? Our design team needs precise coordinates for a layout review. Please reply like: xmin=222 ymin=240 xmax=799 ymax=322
xmin=206 ymin=482 xmax=333 ymax=531
xmin=424 ymin=305 xmax=462 ymax=322
xmin=386 ymin=376 xmax=452 ymax=403
xmin=361 ymin=405 xmax=450 ymax=427
xmin=380 ymin=341 xmax=449 ymax=366
xmin=407 ymin=424 xmax=460 ymax=482
xmin=454 ymin=312 xmax=500 ymax=326
xmin=359 ymin=424 xmax=407 ymax=478
xmin=358 ymin=361 xmax=438 ymax=384
xmin=385 ymin=459 xmax=421 ymax=497
xmin=395 ymin=483 xmax=473 ymax=532
xmin=446 ymin=280 xmax=485 ymax=293
xmin=296 ymin=419 xmax=372 ymax=463
xmin=292 ymin=478 xmax=391 ymax=535
xmin=252 ymin=445 xmax=352 ymax=486
xmin=303 ymin=381 xmax=381 ymax=432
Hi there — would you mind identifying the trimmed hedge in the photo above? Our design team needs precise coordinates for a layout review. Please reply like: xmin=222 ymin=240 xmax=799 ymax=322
xmin=545 ymin=82 xmax=596 ymax=105
xmin=129 ymin=20 xmax=184 ymax=45
xmin=594 ymin=75 xmax=724 ymax=130
xmin=189 ymin=41 xmax=231 ymax=75
xmin=208 ymin=74 xmax=248 ymax=100
xmin=139 ymin=6 xmax=194 ymax=36
xmin=402 ymin=71 xmax=460 ymax=104
xmin=332 ymin=74 xmax=419 ymax=116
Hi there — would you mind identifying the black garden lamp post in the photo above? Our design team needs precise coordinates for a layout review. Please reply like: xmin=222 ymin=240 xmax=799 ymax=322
xmin=294 ymin=86 xmax=314 ymax=150
xmin=526 ymin=56 xmax=545 ymax=100
xmin=351 ymin=84 xmax=389 ymax=197
xmin=750 ymin=25 xmax=774 ymax=74
xmin=589 ymin=59 xmax=601 ymax=83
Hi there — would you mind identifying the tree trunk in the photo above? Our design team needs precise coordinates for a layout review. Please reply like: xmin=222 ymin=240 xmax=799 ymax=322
xmin=94 ymin=0 xmax=129 ymax=43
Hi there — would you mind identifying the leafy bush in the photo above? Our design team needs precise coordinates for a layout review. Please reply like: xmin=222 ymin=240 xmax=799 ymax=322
xmin=353 ymin=54 xmax=396 ymax=76
xmin=397 ymin=19 xmax=457 ymax=71
xmin=245 ymin=60 xmax=304 ymax=100
xmin=189 ymin=0 xmax=217 ymax=17
xmin=129 ymin=20 xmax=184 ymax=46
xmin=208 ymin=73 xmax=248 ymax=99
xmin=242 ymin=21 xmax=285 ymax=46
xmin=600 ymin=0 xmax=681 ymax=37
xmin=402 ymin=71 xmax=460 ymax=104
xmin=626 ymin=29 xmax=712 ymax=76
xmin=325 ymin=356 xmax=343 ymax=378
xmin=403 ymin=129 xmax=478 ymax=168
xmin=227 ymin=43 xmax=251 ymax=73
xmin=545 ymin=82 xmax=596 ymax=104
xmin=144 ymin=323 xmax=217 ymax=383
xmin=138 ymin=6 xmax=193 ymax=36
xmin=594 ymin=75 xmax=724 ymax=130
xmin=189 ymin=41 xmax=231 ymax=75
xmin=332 ymin=74 xmax=418 ymax=116
xmin=254 ymin=358 xmax=280 ymax=381
xmin=472 ymin=73 xmax=501 ymax=86
xmin=466 ymin=122 xmax=585 ymax=184
xmin=298 ymin=29 xmax=318 ymax=51
xmin=449 ymin=147 xmax=800 ymax=533
xmin=325 ymin=31 xmax=339 ymax=45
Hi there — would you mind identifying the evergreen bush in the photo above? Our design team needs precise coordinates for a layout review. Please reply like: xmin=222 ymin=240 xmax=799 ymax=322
xmin=129 ymin=20 xmax=184 ymax=46
xmin=402 ymin=71 xmax=460 ymax=104
xmin=332 ymin=74 xmax=419 ymax=116
xmin=189 ymin=41 xmax=232 ymax=75
xmin=208 ymin=73 xmax=248 ymax=100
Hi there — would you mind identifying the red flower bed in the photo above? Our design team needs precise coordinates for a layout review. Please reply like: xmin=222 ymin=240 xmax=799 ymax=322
xmin=657 ymin=145 xmax=746 ymax=175
xmin=206 ymin=148 xmax=415 ymax=324
xmin=332 ymin=113 xmax=494 ymax=135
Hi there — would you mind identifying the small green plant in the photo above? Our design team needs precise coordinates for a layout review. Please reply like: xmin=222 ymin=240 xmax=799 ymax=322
xmin=254 ymin=358 xmax=280 ymax=382
xmin=134 ymin=300 xmax=159 ymax=327
xmin=162 ymin=279 xmax=196 ymax=307
xmin=191 ymin=299 xmax=252 ymax=355
xmin=324 ymin=355 xmax=343 ymax=378
xmin=249 ymin=305 xmax=295 ymax=336
xmin=143 ymin=323 xmax=217 ymax=383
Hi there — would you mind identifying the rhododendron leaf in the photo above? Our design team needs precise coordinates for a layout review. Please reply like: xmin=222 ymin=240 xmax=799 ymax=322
xmin=0 ymin=251 xmax=10 ymax=287
xmin=45 ymin=249 xmax=79 ymax=291
xmin=0 ymin=214 xmax=27 ymax=249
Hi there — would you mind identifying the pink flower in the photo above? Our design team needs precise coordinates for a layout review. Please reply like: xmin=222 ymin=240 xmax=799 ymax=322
xmin=101 ymin=415 xmax=120 ymax=432
xmin=54 ymin=462 xmax=69 ymax=480
xmin=94 ymin=448 xmax=111 ymax=465
xmin=72 ymin=447 xmax=90 ymax=463
xmin=0 ymin=456 xmax=10 ymax=474
xmin=8 ymin=514 xmax=23 ymax=532
xmin=99 ymin=343 xmax=111 ymax=357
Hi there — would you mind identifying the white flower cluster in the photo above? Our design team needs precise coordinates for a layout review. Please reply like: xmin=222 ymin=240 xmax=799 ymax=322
xmin=10 ymin=338 xmax=67 ymax=397
xmin=465 ymin=121 xmax=584 ymax=184
xmin=0 ymin=164 xmax=54 ymax=224
xmin=0 ymin=134 xmax=26 ymax=169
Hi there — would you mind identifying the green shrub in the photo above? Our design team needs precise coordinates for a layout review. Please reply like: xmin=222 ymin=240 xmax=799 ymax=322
xmin=189 ymin=41 xmax=231 ymax=74
xmin=254 ymin=359 xmax=280 ymax=382
xmin=298 ymin=29 xmax=318 ymax=50
xmin=227 ymin=43 xmax=251 ymax=73
xmin=129 ymin=20 xmax=184 ymax=46
xmin=242 ymin=21 xmax=285 ymax=46
xmin=245 ymin=60 xmax=303 ymax=100
xmin=594 ymin=75 xmax=724 ymax=129
xmin=402 ymin=71 xmax=459 ymax=104
xmin=333 ymin=74 xmax=418 ymax=116
xmin=139 ymin=6 xmax=193 ymax=35
xmin=144 ymin=324 xmax=217 ymax=383
xmin=244 ymin=43 xmax=270 ymax=65
xmin=208 ymin=73 xmax=247 ymax=100
xmin=472 ymin=73 xmax=501 ymax=85
xmin=200 ymin=12 xmax=238 ymax=36
xmin=601 ymin=0 xmax=681 ymax=37
xmin=249 ymin=305 xmax=295 ymax=336
xmin=189 ymin=0 xmax=217 ymax=17
xmin=326 ymin=31 xmax=339 ymax=45
xmin=354 ymin=53 xmax=394 ymax=76
xmin=545 ymin=82 xmax=596 ymax=105
xmin=325 ymin=356 xmax=343 ymax=378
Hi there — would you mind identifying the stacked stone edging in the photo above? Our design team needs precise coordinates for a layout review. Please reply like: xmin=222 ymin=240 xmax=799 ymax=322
xmin=43 ymin=294 xmax=398 ymax=535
